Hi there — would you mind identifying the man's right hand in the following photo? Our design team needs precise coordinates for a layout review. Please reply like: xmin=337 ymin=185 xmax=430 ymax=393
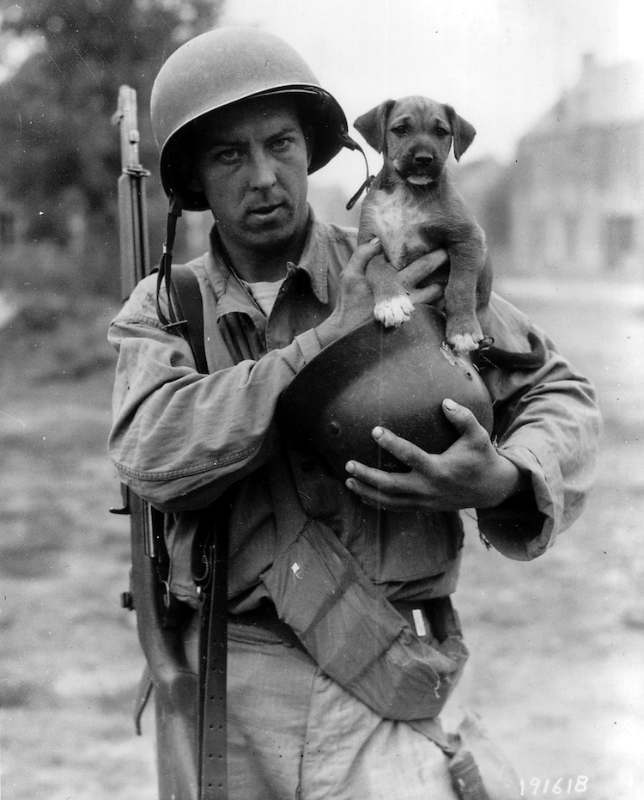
xmin=315 ymin=242 xmax=449 ymax=348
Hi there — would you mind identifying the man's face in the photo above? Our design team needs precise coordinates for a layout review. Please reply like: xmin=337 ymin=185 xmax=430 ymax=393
xmin=191 ymin=96 xmax=310 ymax=256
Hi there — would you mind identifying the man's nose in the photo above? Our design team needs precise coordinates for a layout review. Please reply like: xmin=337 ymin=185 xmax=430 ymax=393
xmin=248 ymin=151 xmax=277 ymax=189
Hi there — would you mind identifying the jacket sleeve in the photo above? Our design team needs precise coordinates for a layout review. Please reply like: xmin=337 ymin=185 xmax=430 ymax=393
xmin=107 ymin=274 xmax=323 ymax=511
xmin=475 ymin=293 xmax=601 ymax=560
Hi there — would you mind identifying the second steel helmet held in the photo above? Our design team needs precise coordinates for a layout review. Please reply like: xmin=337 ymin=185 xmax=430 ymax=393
xmin=277 ymin=306 xmax=494 ymax=478
xmin=150 ymin=27 xmax=351 ymax=210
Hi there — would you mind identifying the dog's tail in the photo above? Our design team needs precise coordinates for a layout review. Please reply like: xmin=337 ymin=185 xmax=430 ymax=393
xmin=472 ymin=332 xmax=547 ymax=372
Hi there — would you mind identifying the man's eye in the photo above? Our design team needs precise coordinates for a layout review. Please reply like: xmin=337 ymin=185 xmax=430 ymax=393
xmin=271 ymin=137 xmax=294 ymax=152
xmin=215 ymin=149 xmax=242 ymax=164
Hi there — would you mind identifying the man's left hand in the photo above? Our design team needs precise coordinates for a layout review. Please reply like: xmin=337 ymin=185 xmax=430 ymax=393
xmin=345 ymin=398 xmax=528 ymax=512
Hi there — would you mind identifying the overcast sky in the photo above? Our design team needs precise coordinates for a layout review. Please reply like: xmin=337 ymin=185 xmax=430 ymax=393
xmin=220 ymin=0 xmax=643 ymax=190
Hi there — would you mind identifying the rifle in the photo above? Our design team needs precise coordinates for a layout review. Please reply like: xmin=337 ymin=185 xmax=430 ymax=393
xmin=111 ymin=85 xmax=200 ymax=800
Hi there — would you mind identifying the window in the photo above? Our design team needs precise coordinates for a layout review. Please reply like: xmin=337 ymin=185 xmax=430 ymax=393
xmin=0 ymin=211 xmax=15 ymax=245
xmin=604 ymin=215 xmax=635 ymax=269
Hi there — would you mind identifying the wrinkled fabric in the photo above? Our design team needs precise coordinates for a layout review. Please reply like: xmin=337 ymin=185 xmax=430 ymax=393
xmin=182 ymin=616 xmax=459 ymax=800
xmin=108 ymin=211 xmax=601 ymax=610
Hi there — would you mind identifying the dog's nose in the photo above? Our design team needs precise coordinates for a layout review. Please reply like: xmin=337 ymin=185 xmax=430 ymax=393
xmin=413 ymin=154 xmax=434 ymax=167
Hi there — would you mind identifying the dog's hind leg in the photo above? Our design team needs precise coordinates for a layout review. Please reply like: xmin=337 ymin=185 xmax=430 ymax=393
xmin=444 ymin=235 xmax=487 ymax=353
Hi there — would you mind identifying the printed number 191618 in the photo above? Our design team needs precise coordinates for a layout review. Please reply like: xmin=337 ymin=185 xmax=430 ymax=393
xmin=520 ymin=776 xmax=589 ymax=795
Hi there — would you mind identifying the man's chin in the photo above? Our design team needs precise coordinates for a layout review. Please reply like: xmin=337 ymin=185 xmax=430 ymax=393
xmin=242 ymin=212 xmax=307 ymax=253
xmin=244 ymin=226 xmax=296 ymax=254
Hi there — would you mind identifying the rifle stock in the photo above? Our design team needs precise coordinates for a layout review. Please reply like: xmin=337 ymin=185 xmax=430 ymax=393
xmin=112 ymin=85 xmax=199 ymax=800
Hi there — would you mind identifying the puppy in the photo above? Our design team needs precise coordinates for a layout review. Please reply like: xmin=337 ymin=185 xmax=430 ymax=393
xmin=354 ymin=96 xmax=492 ymax=353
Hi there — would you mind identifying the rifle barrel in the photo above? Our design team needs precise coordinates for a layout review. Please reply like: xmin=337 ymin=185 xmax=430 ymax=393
xmin=114 ymin=85 xmax=151 ymax=299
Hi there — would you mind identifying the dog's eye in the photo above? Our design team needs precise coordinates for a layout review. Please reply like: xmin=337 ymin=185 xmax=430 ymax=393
xmin=391 ymin=124 xmax=408 ymax=136
xmin=435 ymin=125 xmax=450 ymax=138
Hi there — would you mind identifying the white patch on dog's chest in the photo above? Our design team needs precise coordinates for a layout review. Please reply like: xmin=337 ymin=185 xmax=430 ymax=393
xmin=366 ymin=187 xmax=431 ymax=269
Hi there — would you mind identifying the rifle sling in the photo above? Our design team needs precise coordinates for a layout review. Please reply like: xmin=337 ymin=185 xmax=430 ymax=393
xmin=170 ymin=265 xmax=209 ymax=374
xmin=171 ymin=265 xmax=228 ymax=799
xmin=198 ymin=525 xmax=228 ymax=800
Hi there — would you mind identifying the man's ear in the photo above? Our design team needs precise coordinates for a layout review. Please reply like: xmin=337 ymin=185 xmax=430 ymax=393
xmin=353 ymin=100 xmax=395 ymax=153
xmin=443 ymin=105 xmax=476 ymax=161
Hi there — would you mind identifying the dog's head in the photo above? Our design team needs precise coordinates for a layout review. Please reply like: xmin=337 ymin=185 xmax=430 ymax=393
xmin=354 ymin=96 xmax=476 ymax=187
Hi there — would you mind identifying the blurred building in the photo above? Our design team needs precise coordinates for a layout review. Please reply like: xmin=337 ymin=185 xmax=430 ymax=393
xmin=511 ymin=54 xmax=644 ymax=277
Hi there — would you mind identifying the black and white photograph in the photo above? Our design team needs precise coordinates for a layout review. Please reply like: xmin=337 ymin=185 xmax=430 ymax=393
xmin=0 ymin=1 xmax=641 ymax=798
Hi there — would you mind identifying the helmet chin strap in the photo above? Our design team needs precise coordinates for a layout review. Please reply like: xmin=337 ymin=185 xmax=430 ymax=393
xmin=155 ymin=193 xmax=185 ymax=329
xmin=341 ymin=134 xmax=374 ymax=211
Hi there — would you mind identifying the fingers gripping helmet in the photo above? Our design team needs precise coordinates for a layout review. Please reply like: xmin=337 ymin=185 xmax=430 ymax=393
xmin=150 ymin=26 xmax=353 ymax=211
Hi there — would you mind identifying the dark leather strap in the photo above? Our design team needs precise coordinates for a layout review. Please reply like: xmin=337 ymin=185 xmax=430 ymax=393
xmin=198 ymin=525 xmax=229 ymax=800
xmin=170 ymin=263 xmax=228 ymax=799
xmin=170 ymin=264 xmax=208 ymax=374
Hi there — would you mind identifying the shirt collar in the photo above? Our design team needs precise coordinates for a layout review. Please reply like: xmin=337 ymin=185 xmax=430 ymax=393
xmin=291 ymin=207 xmax=329 ymax=304
xmin=205 ymin=205 xmax=330 ymax=312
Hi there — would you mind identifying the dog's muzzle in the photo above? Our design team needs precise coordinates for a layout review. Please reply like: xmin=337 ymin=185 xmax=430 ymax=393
xmin=394 ymin=154 xmax=442 ymax=187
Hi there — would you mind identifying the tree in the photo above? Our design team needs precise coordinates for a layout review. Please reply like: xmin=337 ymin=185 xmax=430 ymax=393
xmin=0 ymin=0 xmax=222 ymax=293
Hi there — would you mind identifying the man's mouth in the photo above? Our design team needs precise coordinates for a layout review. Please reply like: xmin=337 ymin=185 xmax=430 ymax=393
xmin=248 ymin=202 xmax=285 ymax=219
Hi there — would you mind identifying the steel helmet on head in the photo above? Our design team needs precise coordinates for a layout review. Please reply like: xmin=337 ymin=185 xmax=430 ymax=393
xmin=150 ymin=26 xmax=352 ymax=210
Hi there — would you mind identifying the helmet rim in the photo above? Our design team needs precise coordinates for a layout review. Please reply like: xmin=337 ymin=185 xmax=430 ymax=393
xmin=160 ymin=85 xmax=347 ymax=211
xmin=150 ymin=27 xmax=349 ymax=210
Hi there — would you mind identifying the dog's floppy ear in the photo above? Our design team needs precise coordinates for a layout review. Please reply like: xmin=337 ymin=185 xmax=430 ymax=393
xmin=353 ymin=100 xmax=395 ymax=153
xmin=444 ymin=105 xmax=476 ymax=161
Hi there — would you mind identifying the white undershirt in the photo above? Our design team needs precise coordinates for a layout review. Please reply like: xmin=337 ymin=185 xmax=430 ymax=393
xmin=245 ymin=278 xmax=286 ymax=317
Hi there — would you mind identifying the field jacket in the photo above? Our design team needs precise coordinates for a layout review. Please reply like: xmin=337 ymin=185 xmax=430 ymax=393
xmin=108 ymin=211 xmax=600 ymax=611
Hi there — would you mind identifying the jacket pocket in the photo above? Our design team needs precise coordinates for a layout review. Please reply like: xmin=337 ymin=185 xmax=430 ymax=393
xmin=373 ymin=511 xmax=464 ymax=584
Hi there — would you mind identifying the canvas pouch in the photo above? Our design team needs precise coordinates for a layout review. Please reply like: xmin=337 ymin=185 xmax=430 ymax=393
xmin=261 ymin=514 xmax=468 ymax=720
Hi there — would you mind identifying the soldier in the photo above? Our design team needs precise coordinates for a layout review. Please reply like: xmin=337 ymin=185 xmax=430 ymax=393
xmin=109 ymin=26 xmax=600 ymax=800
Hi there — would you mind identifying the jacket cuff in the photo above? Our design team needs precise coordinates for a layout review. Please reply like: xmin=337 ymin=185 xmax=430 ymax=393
xmin=477 ymin=444 xmax=562 ymax=560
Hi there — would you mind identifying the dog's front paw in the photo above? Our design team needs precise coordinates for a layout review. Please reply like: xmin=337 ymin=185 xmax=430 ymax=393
xmin=374 ymin=295 xmax=414 ymax=327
